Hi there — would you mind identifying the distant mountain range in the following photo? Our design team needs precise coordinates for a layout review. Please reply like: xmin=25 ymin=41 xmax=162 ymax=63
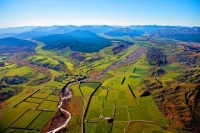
xmin=0 ymin=25 xmax=119 ymax=39
xmin=0 ymin=25 xmax=200 ymax=53
xmin=128 ymin=26 xmax=200 ymax=42
xmin=1 ymin=25 xmax=199 ymax=42
xmin=104 ymin=27 xmax=144 ymax=37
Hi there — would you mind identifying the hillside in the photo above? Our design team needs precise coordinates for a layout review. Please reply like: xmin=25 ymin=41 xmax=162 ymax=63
xmin=36 ymin=30 xmax=111 ymax=53
xmin=0 ymin=37 xmax=36 ymax=54
xmin=0 ymin=37 xmax=36 ymax=47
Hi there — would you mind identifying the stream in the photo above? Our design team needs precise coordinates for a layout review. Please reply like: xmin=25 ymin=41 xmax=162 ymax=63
xmin=46 ymin=83 xmax=73 ymax=133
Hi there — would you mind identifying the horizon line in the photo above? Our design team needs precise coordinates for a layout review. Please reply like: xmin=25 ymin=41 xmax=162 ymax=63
xmin=0 ymin=24 xmax=199 ymax=29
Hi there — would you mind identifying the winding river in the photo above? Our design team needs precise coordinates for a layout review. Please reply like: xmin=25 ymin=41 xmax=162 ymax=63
xmin=46 ymin=83 xmax=74 ymax=133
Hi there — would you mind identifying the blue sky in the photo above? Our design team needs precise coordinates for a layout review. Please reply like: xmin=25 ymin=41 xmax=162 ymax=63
xmin=0 ymin=0 xmax=199 ymax=28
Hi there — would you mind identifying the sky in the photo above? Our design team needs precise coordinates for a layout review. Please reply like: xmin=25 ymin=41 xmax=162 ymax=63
xmin=0 ymin=0 xmax=200 ymax=28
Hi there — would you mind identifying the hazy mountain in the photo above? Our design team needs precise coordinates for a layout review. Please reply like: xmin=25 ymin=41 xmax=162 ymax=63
xmin=31 ymin=26 xmax=71 ymax=34
xmin=14 ymin=26 xmax=71 ymax=39
xmin=128 ymin=25 xmax=200 ymax=34
xmin=0 ymin=26 xmax=35 ymax=34
xmin=0 ymin=33 xmax=18 ymax=39
xmin=36 ymin=33 xmax=72 ymax=44
xmin=104 ymin=27 xmax=144 ymax=37
xmin=77 ymin=25 xmax=119 ymax=33
xmin=0 ymin=25 xmax=119 ymax=38
xmin=14 ymin=31 xmax=52 ymax=39
xmin=68 ymin=30 xmax=99 ymax=38
xmin=1 ymin=25 xmax=200 ymax=42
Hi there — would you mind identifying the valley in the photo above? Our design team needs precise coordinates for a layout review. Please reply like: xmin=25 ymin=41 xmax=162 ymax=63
xmin=0 ymin=25 xmax=199 ymax=133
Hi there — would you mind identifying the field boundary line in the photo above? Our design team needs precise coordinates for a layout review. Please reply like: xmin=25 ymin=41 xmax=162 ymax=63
xmin=124 ymin=106 xmax=130 ymax=133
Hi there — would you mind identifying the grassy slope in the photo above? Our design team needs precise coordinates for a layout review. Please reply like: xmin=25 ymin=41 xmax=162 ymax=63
xmin=5 ymin=66 xmax=36 ymax=77
xmin=0 ymin=44 xmax=64 ymax=132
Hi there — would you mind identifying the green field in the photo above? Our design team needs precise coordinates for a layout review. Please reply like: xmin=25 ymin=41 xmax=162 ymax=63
xmin=5 ymin=66 xmax=36 ymax=77
xmin=115 ymin=107 xmax=129 ymax=121
xmin=37 ymin=100 xmax=57 ymax=111
xmin=160 ymin=63 xmax=181 ymax=71
xmin=70 ymin=83 xmax=82 ymax=96
xmin=28 ymin=111 xmax=55 ymax=130
xmin=28 ymin=73 xmax=48 ymax=86
xmin=16 ymin=102 xmax=39 ymax=109
xmin=0 ymin=108 xmax=28 ymax=132
xmin=31 ymin=93 xmax=49 ymax=99
xmin=25 ymin=97 xmax=44 ymax=103
xmin=13 ymin=110 xmax=41 ymax=128
xmin=28 ymin=55 xmax=59 ymax=66
xmin=128 ymin=106 xmax=141 ymax=120
xmin=112 ymin=121 xmax=129 ymax=133
xmin=83 ymin=51 xmax=171 ymax=132
xmin=46 ymin=95 xmax=59 ymax=101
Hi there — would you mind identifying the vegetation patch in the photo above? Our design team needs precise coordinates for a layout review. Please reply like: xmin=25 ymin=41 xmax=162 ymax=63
xmin=80 ymin=82 xmax=100 ymax=89
xmin=27 ymin=55 xmax=65 ymax=71
xmin=28 ymin=73 xmax=49 ymax=86
xmin=31 ymin=93 xmax=49 ymax=99
xmin=70 ymin=83 xmax=82 ymax=96
xmin=147 ymin=47 xmax=167 ymax=66
xmin=37 ymin=101 xmax=57 ymax=111
xmin=125 ymin=122 xmax=143 ymax=133
xmin=0 ymin=108 xmax=28 ymax=132
xmin=25 ymin=97 xmax=44 ymax=103
xmin=104 ymin=100 xmax=115 ymax=108
xmin=0 ymin=85 xmax=22 ymax=101
xmin=115 ymin=107 xmax=129 ymax=121
xmin=2 ymin=76 xmax=29 ymax=85
xmin=128 ymin=106 xmax=141 ymax=120
xmin=28 ymin=111 xmax=55 ymax=130
xmin=103 ymin=108 xmax=115 ymax=117
xmin=67 ymin=116 xmax=82 ymax=133
xmin=54 ymin=75 xmax=67 ymax=82
xmin=86 ymin=109 xmax=102 ymax=119
xmin=84 ymin=123 xmax=97 ymax=133
xmin=46 ymin=95 xmax=59 ymax=102
xmin=112 ymin=121 xmax=129 ymax=133
xmin=89 ymin=100 xmax=103 ymax=109
xmin=160 ymin=63 xmax=181 ymax=71
xmin=13 ymin=110 xmax=41 ymax=128
xmin=4 ymin=66 xmax=35 ymax=77
xmin=16 ymin=102 xmax=39 ymax=109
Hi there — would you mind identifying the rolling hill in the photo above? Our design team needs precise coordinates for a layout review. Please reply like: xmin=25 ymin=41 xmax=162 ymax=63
xmin=0 ymin=37 xmax=36 ymax=47
xmin=36 ymin=30 xmax=111 ymax=53
xmin=0 ymin=37 xmax=37 ymax=53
